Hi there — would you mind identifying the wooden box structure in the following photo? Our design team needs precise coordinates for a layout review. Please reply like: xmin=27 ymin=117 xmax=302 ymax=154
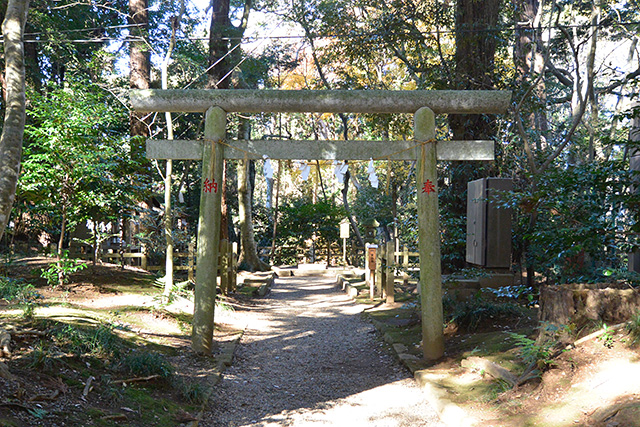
xmin=466 ymin=178 xmax=513 ymax=269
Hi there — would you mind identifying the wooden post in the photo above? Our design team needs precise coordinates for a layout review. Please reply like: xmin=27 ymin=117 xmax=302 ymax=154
xmin=231 ymin=241 xmax=238 ymax=292
xmin=366 ymin=244 xmax=377 ymax=300
xmin=376 ymin=249 xmax=383 ymax=297
xmin=188 ymin=241 xmax=195 ymax=283
xmin=219 ymin=239 xmax=229 ymax=295
xmin=141 ymin=243 xmax=147 ymax=270
xmin=385 ymin=240 xmax=395 ymax=304
xmin=191 ymin=106 xmax=225 ymax=354
xmin=403 ymin=245 xmax=409 ymax=269
xmin=415 ymin=106 xmax=444 ymax=361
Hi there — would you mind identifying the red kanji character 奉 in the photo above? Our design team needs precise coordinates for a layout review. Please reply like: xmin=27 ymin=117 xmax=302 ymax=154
xmin=203 ymin=178 xmax=218 ymax=193
xmin=422 ymin=180 xmax=436 ymax=194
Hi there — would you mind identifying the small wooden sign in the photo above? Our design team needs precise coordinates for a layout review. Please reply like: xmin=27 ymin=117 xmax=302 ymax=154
xmin=367 ymin=245 xmax=378 ymax=271
xmin=340 ymin=220 xmax=350 ymax=239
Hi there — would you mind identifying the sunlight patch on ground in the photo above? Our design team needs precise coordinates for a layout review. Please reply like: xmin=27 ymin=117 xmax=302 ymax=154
xmin=537 ymin=358 xmax=640 ymax=425
xmin=249 ymin=379 xmax=442 ymax=426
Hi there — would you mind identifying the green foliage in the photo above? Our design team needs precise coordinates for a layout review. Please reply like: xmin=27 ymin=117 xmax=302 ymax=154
xmin=27 ymin=342 xmax=56 ymax=371
xmin=172 ymin=378 xmax=208 ymax=404
xmin=508 ymin=332 xmax=556 ymax=370
xmin=18 ymin=79 xmax=140 ymax=247
xmin=507 ymin=160 xmax=639 ymax=284
xmin=52 ymin=322 xmax=120 ymax=358
xmin=597 ymin=323 xmax=615 ymax=349
xmin=0 ymin=275 xmax=37 ymax=302
xmin=626 ymin=311 xmax=640 ymax=346
xmin=40 ymin=251 xmax=87 ymax=287
xmin=444 ymin=294 xmax=525 ymax=332
xmin=274 ymin=198 xmax=345 ymax=261
xmin=0 ymin=276 xmax=40 ymax=318
xmin=483 ymin=285 xmax=539 ymax=307
xmin=120 ymin=351 xmax=174 ymax=379
xmin=23 ymin=0 xmax=129 ymax=87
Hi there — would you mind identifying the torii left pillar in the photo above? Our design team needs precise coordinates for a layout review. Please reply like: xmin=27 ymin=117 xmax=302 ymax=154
xmin=192 ymin=106 xmax=226 ymax=354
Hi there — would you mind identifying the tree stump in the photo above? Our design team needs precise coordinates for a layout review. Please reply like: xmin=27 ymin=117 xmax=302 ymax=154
xmin=539 ymin=283 xmax=640 ymax=328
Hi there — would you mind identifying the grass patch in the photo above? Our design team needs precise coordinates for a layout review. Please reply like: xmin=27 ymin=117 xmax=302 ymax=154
xmin=51 ymin=322 xmax=121 ymax=358
xmin=172 ymin=377 xmax=209 ymax=405
xmin=121 ymin=387 xmax=196 ymax=426
xmin=120 ymin=351 xmax=174 ymax=378
xmin=0 ymin=275 xmax=41 ymax=318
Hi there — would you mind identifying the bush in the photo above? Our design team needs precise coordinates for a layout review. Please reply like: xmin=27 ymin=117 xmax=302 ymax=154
xmin=444 ymin=294 xmax=525 ymax=332
xmin=40 ymin=250 xmax=87 ymax=287
xmin=120 ymin=351 xmax=174 ymax=379
xmin=0 ymin=276 xmax=40 ymax=318
xmin=52 ymin=323 xmax=120 ymax=357
xmin=626 ymin=311 xmax=640 ymax=346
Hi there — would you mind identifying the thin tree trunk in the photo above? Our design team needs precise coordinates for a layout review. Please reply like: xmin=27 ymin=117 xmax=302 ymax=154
xmin=342 ymin=170 xmax=364 ymax=249
xmin=238 ymin=156 xmax=269 ymax=271
xmin=270 ymin=160 xmax=282 ymax=261
xmin=0 ymin=0 xmax=29 ymax=242
xmin=93 ymin=219 xmax=99 ymax=266
xmin=161 ymin=0 xmax=185 ymax=296
xmin=57 ymin=195 xmax=68 ymax=288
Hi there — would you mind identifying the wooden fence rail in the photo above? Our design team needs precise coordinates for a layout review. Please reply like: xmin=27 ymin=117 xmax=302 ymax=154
xmin=258 ymin=242 xmax=367 ymax=268
xmin=78 ymin=240 xmax=238 ymax=293
xmin=367 ymin=239 xmax=420 ymax=304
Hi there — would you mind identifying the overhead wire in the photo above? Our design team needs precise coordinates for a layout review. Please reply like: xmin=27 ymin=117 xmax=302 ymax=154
xmin=2 ymin=19 xmax=640 ymax=45
xmin=149 ymin=17 xmax=286 ymax=139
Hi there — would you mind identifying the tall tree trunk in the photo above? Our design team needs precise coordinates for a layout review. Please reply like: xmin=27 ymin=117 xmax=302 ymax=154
xmin=57 ymin=201 xmax=68 ymax=287
xmin=446 ymin=0 xmax=502 ymax=269
xmin=514 ymin=0 xmax=548 ymax=144
xmin=207 ymin=0 xmax=231 ymax=89
xmin=206 ymin=0 xmax=250 ymax=247
xmin=342 ymin=170 xmax=365 ymax=249
xmin=237 ymin=119 xmax=269 ymax=271
xmin=270 ymin=160 xmax=282 ymax=261
xmin=449 ymin=0 xmax=501 ymax=139
xmin=129 ymin=0 xmax=150 ymax=140
xmin=128 ymin=0 xmax=151 ymax=260
xmin=0 ymin=0 xmax=29 ymax=242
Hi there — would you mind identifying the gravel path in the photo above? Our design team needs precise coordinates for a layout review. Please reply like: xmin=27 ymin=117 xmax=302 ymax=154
xmin=204 ymin=274 xmax=444 ymax=427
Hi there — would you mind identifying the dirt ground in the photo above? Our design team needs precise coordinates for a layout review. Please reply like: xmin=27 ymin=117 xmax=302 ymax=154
xmin=2 ymin=258 xmax=640 ymax=426
xmin=437 ymin=327 xmax=640 ymax=426
xmin=0 ymin=258 xmax=242 ymax=426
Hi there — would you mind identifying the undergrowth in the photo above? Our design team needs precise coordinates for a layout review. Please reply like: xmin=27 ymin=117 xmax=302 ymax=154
xmin=444 ymin=294 xmax=526 ymax=332
xmin=120 ymin=351 xmax=174 ymax=378
xmin=51 ymin=322 xmax=120 ymax=358
xmin=626 ymin=311 xmax=640 ymax=346
xmin=0 ymin=275 xmax=41 ymax=318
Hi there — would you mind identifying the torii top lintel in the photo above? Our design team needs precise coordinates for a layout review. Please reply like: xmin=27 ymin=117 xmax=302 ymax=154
xmin=130 ymin=89 xmax=511 ymax=115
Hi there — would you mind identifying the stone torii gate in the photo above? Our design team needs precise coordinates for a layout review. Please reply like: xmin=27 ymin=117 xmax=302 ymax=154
xmin=131 ymin=89 xmax=511 ymax=360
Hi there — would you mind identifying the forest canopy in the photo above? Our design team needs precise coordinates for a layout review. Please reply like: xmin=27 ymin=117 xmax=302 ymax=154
xmin=0 ymin=0 xmax=639 ymax=285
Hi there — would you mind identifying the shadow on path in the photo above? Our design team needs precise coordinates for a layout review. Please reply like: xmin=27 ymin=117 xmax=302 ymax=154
xmin=205 ymin=275 xmax=443 ymax=427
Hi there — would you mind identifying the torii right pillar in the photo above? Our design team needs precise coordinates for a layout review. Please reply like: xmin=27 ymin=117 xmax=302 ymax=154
xmin=415 ymin=107 xmax=445 ymax=360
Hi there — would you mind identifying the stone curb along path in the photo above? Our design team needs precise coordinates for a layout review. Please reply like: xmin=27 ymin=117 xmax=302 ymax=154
xmin=335 ymin=273 xmax=476 ymax=427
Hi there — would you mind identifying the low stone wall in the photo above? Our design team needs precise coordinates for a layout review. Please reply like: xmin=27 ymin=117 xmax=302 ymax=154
xmin=540 ymin=283 xmax=640 ymax=327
